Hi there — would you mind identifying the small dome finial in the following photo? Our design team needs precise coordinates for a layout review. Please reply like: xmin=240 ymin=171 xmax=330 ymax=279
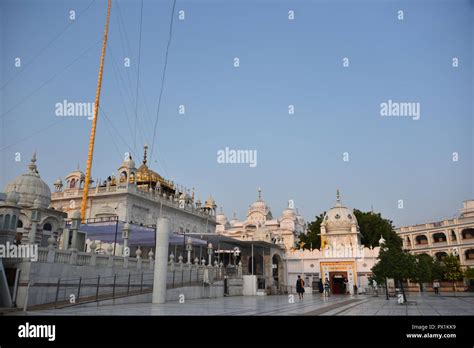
xmin=142 ymin=144 xmax=148 ymax=165
xmin=28 ymin=151 xmax=38 ymax=174
xmin=336 ymin=189 xmax=340 ymax=203
xmin=258 ymin=187 xmax=262 ymax=200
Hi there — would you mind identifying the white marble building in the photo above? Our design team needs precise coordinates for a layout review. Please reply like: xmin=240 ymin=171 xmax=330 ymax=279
xmin=216 ymin=189 xmax=380 ymax=294
xmin=2 ymin=152 xmax=68 ymax=247
xmin=49 ymin=145 xmax=217 ymax=236
xmin=285 ymin=191 xmax=380 ymax=294
xmin=396 ymin=200 xmax=474 ymax=269
xmin=215 ymin=188 xmax=306 ymax=250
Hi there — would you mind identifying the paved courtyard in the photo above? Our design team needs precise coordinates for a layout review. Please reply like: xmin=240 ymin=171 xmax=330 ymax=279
xmin=12 ymin=293 xmax=474 ymax=316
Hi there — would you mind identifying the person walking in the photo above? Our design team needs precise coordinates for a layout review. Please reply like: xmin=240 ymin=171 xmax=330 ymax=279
xmin=433 ymin=280 xmax=440 ymax=295
xmin=296 ymin=275 xmax=305 ymax=300
xmin=318 ymin=278 xmax=324 ymax=296
xmin=324 ymin=277 xmax=330 ymax=297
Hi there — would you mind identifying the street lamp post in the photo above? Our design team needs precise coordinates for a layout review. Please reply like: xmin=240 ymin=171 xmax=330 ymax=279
xmin=207 ymin=243 xmax=213 ymax=266
xmin=186 ymin=237 xmax=193 ymax=264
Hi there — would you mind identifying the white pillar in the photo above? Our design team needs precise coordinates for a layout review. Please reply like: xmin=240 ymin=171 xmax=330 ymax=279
xmin=29 ymin=221 xmax=37 ymax=244
xmin=152 ymin=217 xmax=170 ymax=304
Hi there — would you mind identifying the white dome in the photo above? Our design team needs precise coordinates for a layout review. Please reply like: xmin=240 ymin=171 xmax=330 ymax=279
xmin=281 ymin=207 xmax=296 ymax=220
xmin=4 ymin=152 xmax=51 ymax=209
xmin=248 ymin=188 xmax=272 ymax=218
xmin=250 ymin=200 xmax=267 ymax=211
xmin=321 ymin=190 xmax=358 ymax=233
xmin=121 ymin=156 xmax=136 ymax=169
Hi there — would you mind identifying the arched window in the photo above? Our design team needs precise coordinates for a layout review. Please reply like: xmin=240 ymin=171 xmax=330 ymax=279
xmin=465 ymin=249 xmax=474 ymax=260
xmin=435 ymin=251 xmax=448 ymax=260
xmin=43 ymin=223 xmax=52 ymax=231
xmin=17 ymin=219 xmax=23 ymax=228
xmin=0 ymin=215 xmax=3 ymax=229
xmin=462 ymin=228 xmax=474 ymax=240
xmin=120 ymin=171 xmax=128 ymax=183
xmin=4 ymin=214 xmax=10 ymax=230
xmin=10 ymin=215 xmax=17 ymax=230
xmin=432 ymin=232 xmax=447 ymax=243
xmin=129 ymin=173 xmax=135 ymax=184
xmin=70 ymin=178 xmax=76 ymax=189
xmin=415 ymin=235 xmax=428 ymax=245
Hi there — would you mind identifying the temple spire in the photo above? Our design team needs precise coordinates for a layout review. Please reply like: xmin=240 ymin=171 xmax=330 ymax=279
xmin=28 ymin=151 xmax=38 ymax=174
xmin=142 ymin=144 xmax=148 ymax=165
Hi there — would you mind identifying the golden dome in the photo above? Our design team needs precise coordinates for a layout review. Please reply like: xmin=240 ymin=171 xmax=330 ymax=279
xmin=135 ymin=145 xmax=174 ymax=191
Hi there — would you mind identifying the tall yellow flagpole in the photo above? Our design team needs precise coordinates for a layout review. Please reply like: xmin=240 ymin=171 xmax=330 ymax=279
xmin=80 ymin=0 xmax=113 ymax=221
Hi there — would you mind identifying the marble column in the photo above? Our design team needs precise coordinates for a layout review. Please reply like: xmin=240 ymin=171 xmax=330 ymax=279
xmin=152 ymin=218 xmax=170 ymax=304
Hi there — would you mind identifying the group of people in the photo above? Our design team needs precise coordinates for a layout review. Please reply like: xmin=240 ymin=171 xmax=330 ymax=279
xmin=296 ymin=275 xmax=333 ymax=300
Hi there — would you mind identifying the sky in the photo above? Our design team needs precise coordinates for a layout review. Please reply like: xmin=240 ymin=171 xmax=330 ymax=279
xmin=0 ymin=0 xmax=472 ymax=228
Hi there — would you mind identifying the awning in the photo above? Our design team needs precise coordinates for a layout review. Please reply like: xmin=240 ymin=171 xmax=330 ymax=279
xmin=76 ymin=221 xmax=207 ymax=247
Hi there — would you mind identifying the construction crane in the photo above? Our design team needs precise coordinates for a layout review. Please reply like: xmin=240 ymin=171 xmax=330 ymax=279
xmin=80 ymin=0 xmax=113 ymax=221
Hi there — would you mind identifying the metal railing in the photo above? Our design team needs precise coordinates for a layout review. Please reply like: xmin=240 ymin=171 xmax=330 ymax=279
xmin=26 ymin=265 xmax=230 ymax=310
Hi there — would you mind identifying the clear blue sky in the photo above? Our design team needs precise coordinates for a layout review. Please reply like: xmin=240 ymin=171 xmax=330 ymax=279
xmin=0 ymin=0 xmax=472 ymax=227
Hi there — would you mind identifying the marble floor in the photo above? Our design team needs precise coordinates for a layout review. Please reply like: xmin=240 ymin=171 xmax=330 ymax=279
xmin=12 ymin=293 xmax=474 ymax=316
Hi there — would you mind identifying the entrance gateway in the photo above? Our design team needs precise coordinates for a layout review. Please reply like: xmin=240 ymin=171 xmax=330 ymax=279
xmin=320 ymin=261 xmax=356 ymax=295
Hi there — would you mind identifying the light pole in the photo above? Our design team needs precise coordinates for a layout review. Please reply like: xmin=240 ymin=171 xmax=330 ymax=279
xmin=207 ymin=243 xmax=213 ymax=266
xmin=186 ymin=237 xmax=193 ymax=264
xmin=379 ymin=236 xmax=389 ymax=300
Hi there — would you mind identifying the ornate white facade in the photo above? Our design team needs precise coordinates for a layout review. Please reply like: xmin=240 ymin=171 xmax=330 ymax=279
xmin=215 ymin=188 xmax=306 ymax=250
xmin=396 ymin=200 xmax=474 ymax=269
xmin=49 ymin=145 xmax=217 ymax=235
xmin=1 ymin=153 xmax=67 ymax=247
xmin=286 ymin=190 xmax=380 ymax=295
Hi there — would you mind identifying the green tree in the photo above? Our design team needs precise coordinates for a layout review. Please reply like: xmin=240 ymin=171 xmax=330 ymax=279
xmin=442 ymin=254 xmax=464 ymax=293
xmin=300 ymin=210 xmax=402 ymax=250
xmin=411 ymin=253 xmax=434 ymax=291
xmin=431 ymin=259 xmax=446 ymax=281
xmin=371 ymin=244 xmax=415 ymax=302
xmin=354 ymin=210 xmax=401 ymax=249
xmin=465 ymin=267 xmax=474 ymax=280
xmin=298 ymin=213 xmax=324 ymax=249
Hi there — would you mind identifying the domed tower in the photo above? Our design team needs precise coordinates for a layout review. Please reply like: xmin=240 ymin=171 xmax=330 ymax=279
xmin=229 ymin=212 xmax=239 ymax=226
xmin=135 ymin=144 xmax=174 ymax=194
xmin=4 ymin=152 xmax=51 ymax=209
xmin=117 ymin=153 xmax=136 ymax=185
xmin=215 ymin=207 xmax=229 ymax=233
xmin=64 ymin=165 xmax=85 ymax=190
xmin=279 ymin=200 xmax=296 ymax=231
xmin=320 ymin=189 xmax=361 ymax=249
xmin=203 ymin=196 xmax=217 ymax=216
xmin=246 ymin=188 xmax=272 ymax=227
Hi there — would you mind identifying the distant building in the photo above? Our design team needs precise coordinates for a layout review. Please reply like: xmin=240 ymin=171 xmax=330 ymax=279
xmin=396 ymin=200 xmax=474 ymax=268
xmin=286 ymin=190 xmax=380 ymax=295
xmin=218 ymin=189 xmax=380 ymax=295
xmin=215 ymin=188 xmax=305 ymax=251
